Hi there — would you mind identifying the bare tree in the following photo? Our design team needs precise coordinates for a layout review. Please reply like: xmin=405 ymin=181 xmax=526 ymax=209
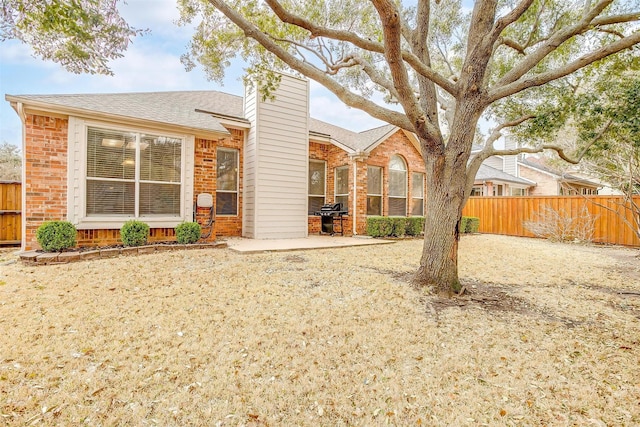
xmin=0 ymin=142 xmax=21 ymax=182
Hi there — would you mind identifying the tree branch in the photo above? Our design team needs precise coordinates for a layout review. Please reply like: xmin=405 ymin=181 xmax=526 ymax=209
xmin=487 ymin=0 xmax=535 ymax=47
xmin=263 ymin=0 xmax=458 ymax=96
xmin=496 ymin=37 xmax=527 ymax=55
xmin=207 ymin=0 xmax=414 ymax=130
xmin=489 ymin=30 xmax=640 ymax=102
xmin=494 ymin=0 xmax=616 ymax=89
xmin=349 ymin=54 xmax=400 ymax=100
xmin=371 ymin=0 xmax=443 ymax=149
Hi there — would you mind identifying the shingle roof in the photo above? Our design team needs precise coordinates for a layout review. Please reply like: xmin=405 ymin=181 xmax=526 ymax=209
xmin=519 ymin=157 xmax=599 ymax=186
xmin=8 ymin=90 xmax=400 ymax=152
xmin=10 ymin=91 xmax=246 ymax=134
xmin=475 ymin=164 xmax=535 ymax=186
xmin=309 ymin=118 xmax=396 ymax=151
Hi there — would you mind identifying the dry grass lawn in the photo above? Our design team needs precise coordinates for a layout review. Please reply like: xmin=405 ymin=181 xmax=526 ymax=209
xmin=0 ymin=234 xmax=639 ymax=426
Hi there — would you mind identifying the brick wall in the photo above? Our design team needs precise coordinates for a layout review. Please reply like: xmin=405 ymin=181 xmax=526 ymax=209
xmin=308 ymin=142 xmax=354 ymax=235
xmin=518 ymin=166 xmax=557 ymax=195
xmin=194 ymin=128 xmax=244 ymax=239
xmin=23 ymin=113 xmax=425 ymax=248
xmin=307 ymin=130 xmax=426 ymax=236
xmin=22 ymin=113 xmax=245 ymax=250
xmin=23 ymin=114 xmax=69 ymax=250
xmin=366 ymin=130 xmax=426 ymax=221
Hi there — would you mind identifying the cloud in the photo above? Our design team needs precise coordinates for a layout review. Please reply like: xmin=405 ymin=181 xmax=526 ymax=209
xmin=309 ymin=82 xmax=393 ymax=132
xmin=0 ymin=41 xmax=59 ymax=69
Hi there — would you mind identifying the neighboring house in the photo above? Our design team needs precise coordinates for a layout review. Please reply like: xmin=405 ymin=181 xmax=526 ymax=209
xmin=471 ymin=163 xmax=535 ymax=196
xmin=470 ymin=138 xmax=603 ymax=196
xmin=518 ymin=156 xmax=601 ymax=196
xmin=470 ymin=144 xmax=536 ymax=196
xmin=6 ymin=74 xmax=427 ymax=251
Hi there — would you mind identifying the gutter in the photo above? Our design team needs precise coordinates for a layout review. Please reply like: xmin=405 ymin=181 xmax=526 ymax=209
xmin=5 ymin=95 xmax=232 ymax=138
xmin=16 ymin=102 xmax=27 ymax=252
xmin=349 ymin=151 xmax=369 ymax=235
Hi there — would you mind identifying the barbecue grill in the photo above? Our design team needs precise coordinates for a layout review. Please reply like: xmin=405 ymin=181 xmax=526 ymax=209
xmin=314 ymin=202 xmax=348 ymax=235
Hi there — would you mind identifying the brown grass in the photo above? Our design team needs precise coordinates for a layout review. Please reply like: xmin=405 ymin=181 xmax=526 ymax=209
xmin=0 ymin=235 xmax=639 ymax=426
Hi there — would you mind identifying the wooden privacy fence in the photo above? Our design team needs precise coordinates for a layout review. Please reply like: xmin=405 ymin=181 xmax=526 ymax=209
xmin=0 ymin=181 xmax=21 ymax=245
xmin=462 ymin=195 xmax=640 ymax=247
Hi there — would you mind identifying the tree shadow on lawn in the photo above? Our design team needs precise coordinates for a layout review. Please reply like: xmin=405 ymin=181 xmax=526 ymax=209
xmin=357 ymin=265 xmax=640 ymax=326
xmin=426 ymin=281 xmax=584 ymax=327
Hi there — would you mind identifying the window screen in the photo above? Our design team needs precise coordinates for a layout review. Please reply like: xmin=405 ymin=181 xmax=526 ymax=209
xmin=309 ymin=160 xmax=326 ymax=214
xmin=86 ymin=127 xmax=182 ymax=217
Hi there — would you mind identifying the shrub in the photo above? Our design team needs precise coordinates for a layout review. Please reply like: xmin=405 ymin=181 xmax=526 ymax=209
xmin=36 ymin=221 xmax=77 ymax=252
xmin=366 ymin=216 xmax=394 ymax=237
xmin=391 ymin=217 xmax=407 ymax=237
xmin=465 ymin=217 xmax=480 ymax=233
xmin=120 ymin=220 xmax=150 ymax=247
xmin=458 ymin=217 xmax=469 ymax=234
xmin=458 ymin=216 xmax=480 ymax=234
xmin=524 ymin=205 xmax=595 ymax=243
xmin=406 ymin=217 xmax=424 ymax=236
xmin=366 ymin=216 xmax=424 ymax=237
xmin=175 ymin=222 xmax=201 ymax=244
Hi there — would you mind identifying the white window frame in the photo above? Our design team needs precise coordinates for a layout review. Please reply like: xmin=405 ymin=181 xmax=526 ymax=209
xmin=334 ymin=165 xmax=349 ymax=212
xmin=367 ymin=165 xmax=383 ymax=216
xmin=388 ymin=155 xmax=408 ymax=216
xmin=471 ymin=186 xmax=484 ymax=196
xmin=308 ymin=159 xmax=326 ymax=215
xmin=67 ymin=117 xmax=194 ymax=230
xmin=411 ymin=172 xmax=425 ymax=216
xmin=216 ymin=147 xmax=240 ymax=216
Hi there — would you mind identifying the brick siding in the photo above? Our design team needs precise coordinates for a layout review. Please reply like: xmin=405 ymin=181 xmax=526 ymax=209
xmin=307 ymin=131 xmax=426 ymax=236
xmin=23 ymin=114 xmax=69 ymax=250
xmin=23 ymin=114 xmax=425 ymax=248
xmin=22 ymin=113 xmax=245 ymax=250
xmin=194 ymin=128 xmax=244 ymax=239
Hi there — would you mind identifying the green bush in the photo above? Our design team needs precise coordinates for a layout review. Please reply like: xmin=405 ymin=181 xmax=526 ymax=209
xmin=366 ymin=216 xmax=393 ymax=237
xmin=175 ymin=222 xmax=201 ymax=244
xmin=391 ymin=217 xmax=407 ymax=237
xmin=366 ymin=216 xmax=425 ymax=237
xmin=459 ymin=216 xmax=480 ymax=234
xmin=406 ymin=217 xmax=424 ymax=236
xmin=120 ymin=220 xmax=150 ymax=247
xmin=36 ymin=221 xmax=77 ymax=252
xmin=465 ymin=217 xmax=480 ymax=233
xmin=458 ymin=217 xmax=469 ymax=234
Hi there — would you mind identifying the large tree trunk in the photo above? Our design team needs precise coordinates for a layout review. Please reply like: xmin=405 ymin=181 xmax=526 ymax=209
xmin=415 ymin=154 xmax=468 ymax=296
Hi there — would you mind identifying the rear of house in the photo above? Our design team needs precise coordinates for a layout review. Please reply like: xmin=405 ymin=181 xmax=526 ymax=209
xmin=7 ymin=74 xmax=427 ymax=251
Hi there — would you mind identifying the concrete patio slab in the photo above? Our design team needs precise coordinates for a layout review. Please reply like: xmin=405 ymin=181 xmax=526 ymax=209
xmin=224 ymin=235 xmax=394 ymax=253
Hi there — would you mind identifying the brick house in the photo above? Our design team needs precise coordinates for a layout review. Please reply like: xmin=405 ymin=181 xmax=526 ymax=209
xmin=6 ymin=74 xmax=426 ymax=251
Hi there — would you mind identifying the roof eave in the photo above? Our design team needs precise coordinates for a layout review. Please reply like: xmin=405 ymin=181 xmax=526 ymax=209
xmin=5 ymin=94 xmax=232 ymax=137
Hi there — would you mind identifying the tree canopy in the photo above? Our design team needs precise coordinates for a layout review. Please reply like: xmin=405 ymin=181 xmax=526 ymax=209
xmin=1 ymin=0 xmax=143 ymax=75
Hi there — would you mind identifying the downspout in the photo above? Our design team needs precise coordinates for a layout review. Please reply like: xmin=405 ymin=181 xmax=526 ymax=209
xmin=352 ymin=160 xmax=357 ymax=235
xmin=16 ymin=102 xmax=27 ymax=252
xmin=349 ymin=151 xmax=369 ymax=236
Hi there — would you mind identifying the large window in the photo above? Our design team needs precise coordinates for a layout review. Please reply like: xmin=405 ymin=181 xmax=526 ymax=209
xmin=216 ymin=148 xmax=239 ymax=215
xmin=86 ymin=127 xmax=182 ymax=217
xmin=308 ymin=160 xmax=326 ymax=214
xmin=334 ymin=166 xmax=349 ymax=212
xmin=388 ymin=155 xmax=407 ymax=216
xmin=367 ymin=166 xmax=382 ymax=215
xmin=411 ymin=172 xmax=424 ymax=216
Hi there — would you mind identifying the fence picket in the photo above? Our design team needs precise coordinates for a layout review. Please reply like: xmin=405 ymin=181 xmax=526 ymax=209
xmin=463 ymin=196 xmax=640 ymax=247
